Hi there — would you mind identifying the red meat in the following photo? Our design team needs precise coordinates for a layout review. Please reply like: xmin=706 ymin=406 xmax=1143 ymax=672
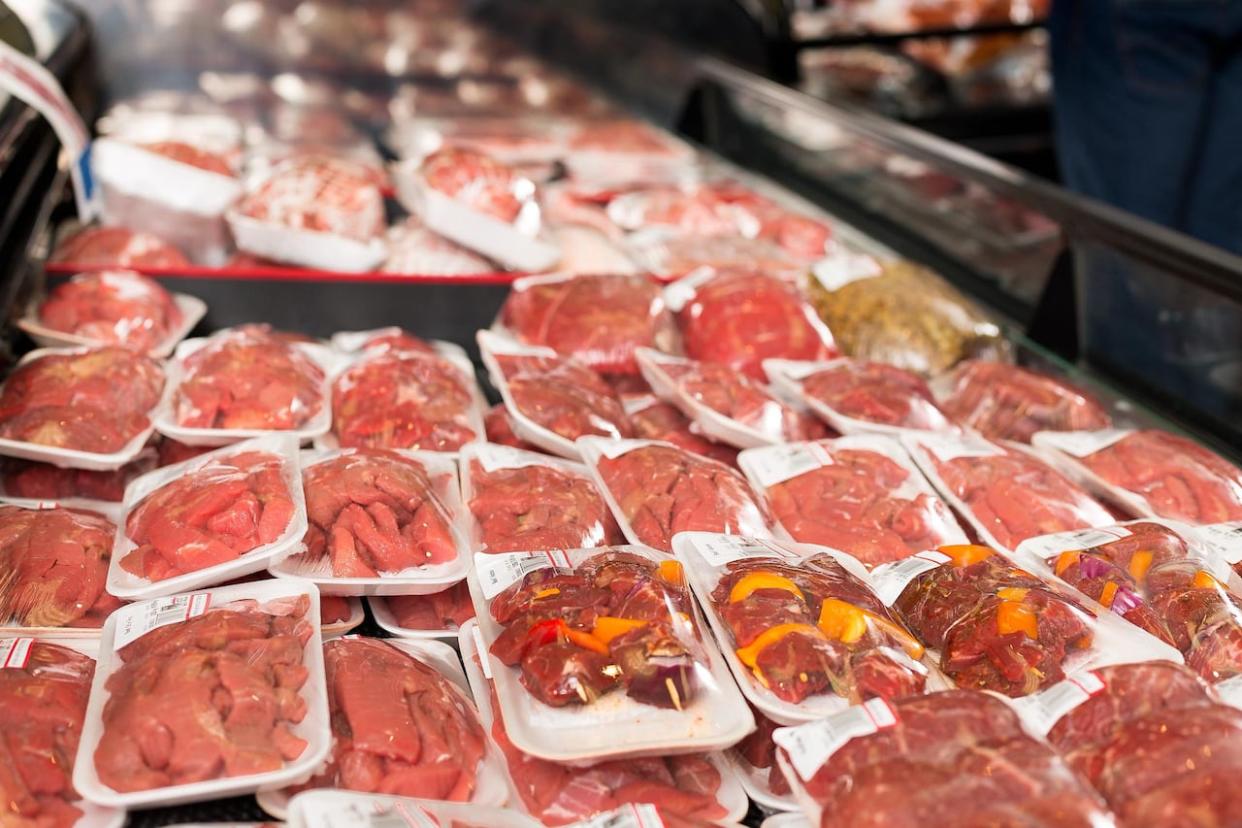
xmin=298 ymin=450 xmax=458 ymax=576
xmin=352 ymin=329 xmax=436 ymax=357
xmin=121 ymin=450 xmax=296 ymax=581
xmin=625 ymin=398 xmax=738 ymax=467
xmin=0 ymin=453 xmax=155 ymax=503
xmin=49 ymin=226 xmax=188 ymax=269
xmin=639 ymin=234 xmax=804 ymax=283
xmin=156 ymin=437 xmax=215 ymax=467
xmin=142 ymin=141 xmax=234 ymax=176
xmin=496 ymin=353 xmax=631 ymax=442
xmin=421 ymin=147 xmax=524 ymax=222
xmin=568 ymin=121 xmax=682 ymax=155
xmin=38 ymin=270 xmax=183 ymax=352
xmin=941 ymin=360 xmax=1112 ymax=442
xmin=387 ymin=582 xmax=476 ymax=631
xmin=320 ymin=596 xmax=352 ymax=624
xmin=800 ymin=360 xmax=952 ymax=431
xmin=237 ymin=155 xmax=385 ymax=242
xmin=483 ymin=404 xmax=540 ymax=452
xmin=733 ymin=708 xmax=790 ymax=797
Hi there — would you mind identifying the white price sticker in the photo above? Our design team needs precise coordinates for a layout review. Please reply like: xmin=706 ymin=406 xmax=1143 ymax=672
xmin=475 ymin=551 xmax=562 ymax=599
xmin=661 ymin=265 xmax=719 ymax=312
xmin=594 ymin=439 xmax=644 ymax=460
xmin=1018 ymin=526 xmax=1132 ymax=561
xmin=566 ymin=804 xmax=664 ymax=828
xmin=1194 ymin=522 xmax=1242 ymax=565
xmin=1012 ymin=671 xmax=1105 ymax=736
xmin=774 ymin=697 xmax=898 ymax=780
xmin=688 ymin=534 xmax=790 ymax=567
xmin=744 ymin=441 xmax=832 ymax=488
xmin=872 ymin=550 xmax=952 ymax=606
xmin=308 ymin=800 xmax=440 ymax=828
xmin=914 ymin=433 xmax=1002 ymax=464
xmin=1037 ymin=429 xmax=1131 ymax=458
xmin=811 ymin=249 xmax=883 ymax=292
xmin=113 ymin=592 xmax=211 ymax=650
xmin=472 ymin=443 xmax=546 ymax=473
xmin=0 ymin=637 xmax=33 ymax=669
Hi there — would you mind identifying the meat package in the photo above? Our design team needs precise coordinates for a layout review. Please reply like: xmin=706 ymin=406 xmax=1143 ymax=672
xmin=675 ymin=533 xmax=937 ymax=723
xmin=460 ymin=443 xmax=623 ymax=555
xmin=269 ymin=448 xmax=468 ymax=595
xmin=772 ymin=690 xmax=1114 ymax=827
xmin=939 ymin=360 xmax=1113 ymax=443
xmin=0 ymin=450 xmax=156 ymax=508
xmin=483 ymin=403 xmax=541 ymax=452
xmin=285 ymin=790 xmax=540 ymax=828
xmin=765 ymin=358 xmax=954 ymax=435
xmin=562 ymin=119 xmax=696 ymax=191
xmin=369 ymin=582 xmax=476 ymax=640
xmin=728 ymin=708 xmax=796 ymax=812
xmin=73 ymin=580 xmax=330 ymax=807
xmin=622 ymin=395 xmax=740 ymax=468
xmin=630 ymin=232 xmax=806 ymax=284
xmin=381 ymin=217 xmax=495 ymax=276
xmin=479 ymin=332 xmax=632 ymax=460
xmin=110 ymin=435 xmax=306 ymax=599
xmin=22 ymin=270 xmax=204 ymax=358
xmin=872 ymin=543 xmax=1180 ymax=697
xmin=497 ymin=273 xmax=680 ymax=376
xmin=160 ymin=327 xmax=334 ymax=446
xmin=460 ymin=619 xmax=748 ymax=825
xmin=737 ymin=436 xmax=967 ymax=566
xmin=319 ymin=596 xmax=363 ymax=638
xmin=903 ymin=431 xmax=1114 ymax=552
xmin=663 ymin=269 xmax=836 ymax=381
xmin=50 ymin=225 xmax=189 ymax=270
xmin=579 ymin=437 xmax=773 ymax=552
xmin=329 ymin=327 xmax=441 ymax=358
xmin=635 ymin=349 xmax=826 ymax=449
xmin=0 ymin=347 xmax=166 ymax=470
xmin=467 ymin=547 xmax=753 ymax=762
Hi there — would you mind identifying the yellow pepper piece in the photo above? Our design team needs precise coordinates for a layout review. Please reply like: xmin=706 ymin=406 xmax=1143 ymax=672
xmin=1193 ymin=570 xmax=1219 ymax=590
xmin=736 ymin=623 xmax=821 ymax=668
xmin=1098 ymin=581 xmax=1119 ymax=608
xmin=939 ymin=544 xmax=994 ymax=567
xmin=563 ymin=626 xmax=609 ymax=655
xmin=996 ymin=587 xmax=1029 ymax=601
xmin=1128 ymin=550 xmax=1154 ymax=582
xmin=533 ymin=587 xmax=561 ymax=600
xmin=996 ymin=600 xmax=1038 ymax=639
xmin=658 ymin=559 xmax=685 ymax=586
xmin=817 ymin=598 xmax=868 ymax=645
xmin=729 ymin=572 xmax=805 ymax=604
xmin=1054 ymin=551 xmax=1080 ymax=576
xmin=592 ymin=616 xmax=648 ymax=644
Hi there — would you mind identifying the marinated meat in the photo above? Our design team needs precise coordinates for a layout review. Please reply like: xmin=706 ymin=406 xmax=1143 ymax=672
xmin=799 ymin=360 xmax=952 ymax=431
xmin=893 ymin=545 xmax=1094 ymax=696
xmin=1 ymin=453 xmax=155 ymax=503
xmin=496 ymin=353 xmax=631 ymax=442
xmin=387 ymin=583 xmax=476 ymax=630
xmin=733 ymin=709 xmax=790 ymax=797
xmin=38 ymin=270 xmax=183 ymax=352
xmin=121 ymin=450 xmax=296 ymax=581
xmin=711 ymin=554 xmax=926 ymax=704
xmin=593 ymin=444 xmax=769 ymax=551
xmin=50 ymin=226 xmax=189 ymax=269
xmin=332 ymin=352 xmax=478 ymax=451
xmin=0 ymin=347 xmax=164 ymax=453
xmin=298 ymin=450 xmax=457 ymax=577
xmin=942 ymin=361 xmax=1112 ymax=443
xmin=624 ymin=398 xmax=739 ymax=467
xmin=237 ymin=155 xmax=385 ymax=242
xmin=421 ymin=147 xmax=525 ymax=222
xmin=94 ymin=596 xmax=313 ymax=791
xmin=0 ymin=505 xmax=122 ymax=628
xmin=0 ymin=641 xmax=95 ymax=828
xmin=176 ymin=328 xmax=326 ymax=430
xmin=483 ymin=404 xmax=539 ymax=452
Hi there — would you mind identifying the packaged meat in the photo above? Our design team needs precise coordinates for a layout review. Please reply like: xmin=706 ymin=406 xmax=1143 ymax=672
xmin=553 ymin=224 xmax=640 ymax=275
xmin=155 ymin=437 xmax=215 ymax=468
xmin=284 ymin=790 xmax=539 ymax=828
xmin=319 ymin=596 xmax=364 ymax=639
xmin=229 ymin=155 xmax=388 ymax=272
xmin=1034 ymin=428 xmax=1242 ymax=525
xmin=563 ymin=120 xmax=696 ymax=190
xmin=0 ymin=449 xmax=156 ymax=508
xmin=630 ymin=232 xmax=806 ymax=283
xmin=21 ymin=271 xmax=205 ymax=358
xmin=369 ymin=582 xmax=476 ymax=640
xmin=636 ymin=349 xmax=826 ymax=449
xmin=664 ymin=270 xmax=836 ymax=381
xmin=805 ymin=257 xmax=1009 ymax=377
xmin=498 ymin=273 xmax=680 ymax=376
xmin=579 ymin=437 xmax=773 ymax=553
xmin=73 ymin=580 xmax=330 ymax=807
xmin=460 ymin=619 xmax=748 ymax=824
xmin=467 ymin=547 xmax=754 ymax=762
xmin=390 ymin=116 xmax=570 ymax=166
xmin=903 ymin=431 xmax=1114 ymax=552
xmin=772 ymin=690 xmax=1114 ymax=828
xmin=623 ymin=395 xmax=740 ymax=468
xmin=269 ymin=448 xmax=468 ymax=595
xmin=940 ymin=361 xmax=1112 ymax=443
xmin=460 ymin=443 xmax=623 ymax=555
xmin=329 ymin=327 xmax=439 ymax=358
xmin=483 ymin=404 xmax=542 ymax=452
xmin=160 ymin=327 xmax=335 ymax=447
xmin=380 ymin=217 xmax=495 ymax=276
xmin=737 ymin=436 xmax=968 ymax=567
xmin=0 ymin=347 xmax=166 ymax=470
xmin=49 ymin=225 xmax=189 ymax=269
xmin=675 ymin=533 xmax=936 ymax=722
xmin=728 ymin=708 xmax=797 ymax=813
xmin=109 ymin=434 xmax=306 ymax=599
xmin=766 ymin=358 xmax=954 ymax=435
xmin=479 ymin=332 xmax=632 ymax=460
xmin=871 ymin=543 xmax=1180 ymax=696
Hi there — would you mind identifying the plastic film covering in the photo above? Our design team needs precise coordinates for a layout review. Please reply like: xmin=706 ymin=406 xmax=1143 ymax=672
xmin=49 ymin=225 xmax=189 ymax=269
xmin=781 ymin=359 xmax=953 ymax=433
xmin=0 ymin=451 xmax=156 ymax=504
xmin=622 ymin=395 xmax=739 ymax=468
xmin=37 ymin=271 xmax=184 ymax=354
xmin=236 ymin=155 xmax=385 ymax=243
xmin=489 ymin=349 xmax=632 ymax=445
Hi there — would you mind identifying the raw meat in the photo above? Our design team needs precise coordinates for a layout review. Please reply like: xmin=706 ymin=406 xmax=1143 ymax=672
xmin=142 ymin=141 xmax=234 ymax=176
xmin=332 ymin=352 xmax=479 ymax=451
xmin=1079 ymin=430 xmax=1242 ymax=524
xmin=500 ymin=274 xmax=678 ymax=375
xmin=298 ymin=450 xmax=458 ymax=577
xmin=733 ymin=709 xmax=790 ymax=797
xmin=382 ymin=219 xmax=493 ymax=276
xmin=483 ymin=404 xmax=539 ymax=452
xmin=568 ymin=120 xmax=682 ymax=155
xmin=941 ymin=360 xmax=1112 ymax=442
xmin=0 ymin=505 xmax=122 ymax=628
xmin=675 ymin=271 xmax=836 ymax=380
xmin=496 ymin=353 xmax=631 ymax=442
xmin=121 ymin=450 xmax=296 ymax=581
xmin=94 ymin=595 xmax=313 ymax=791
xmin=387 ymin=582 xmax=475 ymax=631
xmin=156 ymin=437 xmax=215 ymax=467
xmin=0 ymin=347 xmax=164 ymax=453
xmin=466 ymin=457 xmax=622 ymax=553
xmin=295 ymin=638 xmax=485 ymax=800
xmin=0 ymin=453 xmax=155 ymax=503
xmin=320 ymin=596 xmax=352 ymax=624
xmin=175 ymin=327 xmax=326 ymax=430
xmin=635 ymin=234 xmax=803 ymax=283
xmin=49 ymin=225 xmax=189 ymax=269
xmin=420 ymin=147 xmax=525 ymax=222
xmin=0 ymin=641 xmax=94 ymax=828
xmin=350 ymin=329 xmax=437 ymax=358
xmin=712 ymin=553 xmax=927 ymax=704
xmin=893 ymin=545 xmax=1094 ymax=696
xmin=593 ymin=444 xmax=770 ymax=551
xmin=799 ymin=360 xmax=952 ymax=431
xmin=237 ymin=155 xmax=385 ymax=242
xmin=625 ymin=397 xmax=739 ymax=467
xmin=38 ymin=270 xmax=183 ymax=352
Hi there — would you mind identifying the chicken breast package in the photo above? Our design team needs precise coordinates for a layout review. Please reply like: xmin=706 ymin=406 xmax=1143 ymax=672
xmin=902 ymin=431 xmax=1114 ymax=553
xmin=635 ymin=349 xmax=825 ymax=449
xmin=578 ymin=437 xmax=773 ymax=553
xmin=0 ymin=636 xmax=123 ymax=828
xmin=466 ymin=546 xmax=754 ymax=762
xmin=0 ymin=346 xmax=167 ymax=470
xmin=73 ymin=579 xmax=330 ymax=808
xmin=284 ymin=790 xmax=540 ymax=828
xmin=368 ymin=583 xmax=476 ymax=641
xmin=622 ymin=394 xmax=739 ymax=468
xmin=268 ymin=448 xmax=469 ymax=595
xmin=868 ymin=543 xmax=1181 ymax=698
xmin=727 ymin=707 xmax=798 ymax=813
xmin=458 ymin=619 xmax=749 ymax=825
xmin=459 ymin=443 xmax=623 ymax=555
xmin=738 ymin=435 xmax=968 ymax=567
xmin=108 ymin=434 xmax=307 ymax=600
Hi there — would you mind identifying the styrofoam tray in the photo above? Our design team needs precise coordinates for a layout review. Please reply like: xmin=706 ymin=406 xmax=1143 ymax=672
xmin=321 ymin=597 xmax=364 ymax=639
xmin=73 ymin=578 xmax=330 ymax=808
xmin=92 ymin=138 xmax=242 ymax=217
xmin=1030 ymin=429 xmax=1154 ymax=518
xmin=760 ymin=812 xmax=811 ymax=828
xmin=226 ymin=211 xmax=388 ymax=273
xmin=725 ymin=749 xmax=798 ymax=815
xmin=18 ymin=292 xmax=207 ymax=359
xmin=368 ymin=595 xmax=466 ymax=642
xmin=285 ymin=790 xmax=537 ymax=828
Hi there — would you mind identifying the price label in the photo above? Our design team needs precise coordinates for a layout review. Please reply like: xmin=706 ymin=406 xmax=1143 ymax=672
xmin=686 ymin=534 xmax=790 ymax=567
xmin=1037 ymin=429 xmax=1131 ymax=458
xmin=1012 ymin=671 xmax=1105 ymax=736
xmin=774 ymin=697 xmax=898 ymax=780
xmin=743 ymin=441 xmax=832 ymax=488
xmin=1018 ymin=526 xmax=1132 ymax=561
xmin=113 ymin=593 xmax=211 ymax=650
xmin=913 ymin=432 xmax=1002 ymax=464
xmin=872 ymin=550 xmax=952 ymax=605
xmin=1194 ymin=522 xmax=1242 ymax=565
xmin=566 ymin=804 xmax=664 ymax=828
xmin=475 ymin=551 xmax=563 ymax=599
xmin=0 ymin=637 xmax=33 ymax=669
xmin=472 ymin=443 xmax=547 ymax=473
xmin=811 ymin=249 xmax=883 ymax=292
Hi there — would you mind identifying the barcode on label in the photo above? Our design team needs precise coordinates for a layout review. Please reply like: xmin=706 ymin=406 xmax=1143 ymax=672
xmin=1014 ymin=672 xmax=1105 ymax=736
xmin=689 ymin=534 xmax=789 ymax=567
xmin=774 ymin=697 xmax=898 ymax=780
xmin=0 ymin=638 xmax=33 ymax=669
xmin=872 ymin=550 xmax=951 ymax=606
xmin=476 ymin=551 xmax=561 ymax=599
xmin=745 ymin=442 xmax=832 ymax=488
xmin=390 ymin=802 xmax=441 ymax=828
xmin=471 ymin=625 xmax=494 ymax=679
xmin=811 ymin=250 xmax=883 ymax=292
xmin=113 ymin=592 xmax=211 ymax=650
xmin=1019 ymin=526 xmax=1132 ymax=560
xmin=567 ymin=803 xmax=664 ymax=828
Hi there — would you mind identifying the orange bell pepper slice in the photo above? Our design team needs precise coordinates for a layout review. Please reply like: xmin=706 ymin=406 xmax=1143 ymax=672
xmin=533 ymin=587 xmax=561 ymax=600
xmin=939 ymin=544 xmax=994 ymax=567
xmin=816 ymin=598 xmax=926 ymax=660
xmin=1098 ymin=581 xmax=1119 ymax=608
xmin=736 ymin=623 xmax=822 ymax=669
xmin=592 ymin=616 xmax=648 ymax=644
xmin=1054 ymin=551 xmax=1080 ymax=576
xmin=728 ymin=572 xmax=805 ymax=604
xmin=657 ymin=560 xmax=685 ymax=586
xmin=563 ymin=625 xmax=610 ymax=655
xmin=996 ymin=600 xmax=1038 ymax=639
xmin=1128 ymin=550 xmax=1154 ymax=582
xmin=996 ymin=587 xmax=1029 ymax=601
xmin=1192 ymin=570 xmax=1220 ymax=590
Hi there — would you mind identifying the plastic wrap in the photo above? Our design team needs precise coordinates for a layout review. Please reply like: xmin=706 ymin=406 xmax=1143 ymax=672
xmin=630 ymin=232 xmax=806 ymax=283
xmin=380 ymin=217 xmax=494 ymax=276
xmin=284 ymin=790 xmax=539 ymax=828
xmin=466 ymin=547 xmax=754 ymax=761
xmin=579 ymin=438 xmax=772 ymax=552
xmin=738 ymin=436 xmax=967 ymax=566
xmin=498 ymin=273 xmax=680 ymax=376
xmin=329 ymin=328 xmax=438 ymax=358
xmin=460 ymin=443 xmax=623 ymax=555
xmin=940 ymin=361 xmax=1113 ymax=443
xmin=483 ymin=404 xmax=541 ymax=452
xmin=904 ymin=432 xmax=1114 ymax=552
xmin=729 ymin=709 xmax=797 ymax=812
xmin=563 ymin=120 xmax=696 ymax=190
xmin=622 ymin=395 xmax=739 ymax=467
xmin=369 ymin=583 xmax=476 ymax=640
xmin=49 ymin=225 xmax=189 ymax=269
xmin=390 ymin=116 xmax=570 ymax=166
xmin=0 ymin=450 xmax=156 ymax=506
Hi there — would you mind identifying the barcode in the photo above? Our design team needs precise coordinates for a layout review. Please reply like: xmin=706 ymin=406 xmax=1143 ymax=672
xmin=774 ymin=697 xmax=897 ymax=780
xmin=0 ymin=638 xmax=33 ymax=669
xmin=114 ymin=592 xmax=211 ymax=650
